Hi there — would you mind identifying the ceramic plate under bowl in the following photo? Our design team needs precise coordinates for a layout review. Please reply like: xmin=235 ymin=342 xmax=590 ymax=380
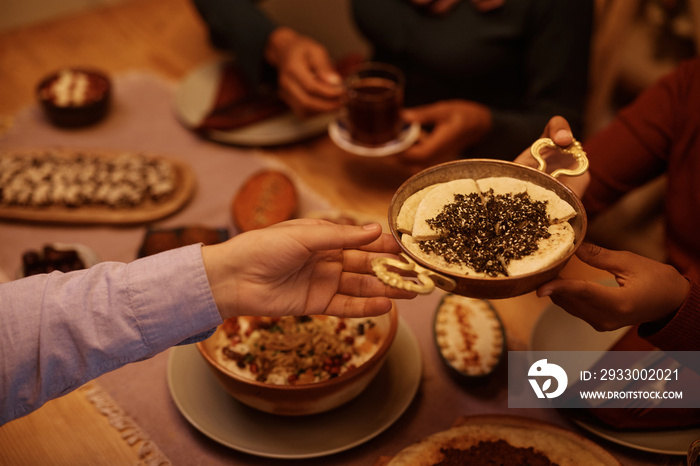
xmin=167 ymin=318 xmax=422 ymax=459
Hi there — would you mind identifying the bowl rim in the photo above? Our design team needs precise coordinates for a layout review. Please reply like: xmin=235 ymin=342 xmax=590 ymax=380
xmin=196 ymin=305 xmax=399 ymax=391
xmin=387 ymin=158 xmax=587 ymax=282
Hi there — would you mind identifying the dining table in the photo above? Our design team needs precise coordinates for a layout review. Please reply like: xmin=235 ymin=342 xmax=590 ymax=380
xmin=0 ymin=0 xmax=693 ymax=464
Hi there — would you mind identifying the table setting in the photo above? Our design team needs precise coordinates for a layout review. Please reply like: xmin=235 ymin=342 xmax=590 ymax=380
xmin=0 ymin=2 xmax=697 ymax=464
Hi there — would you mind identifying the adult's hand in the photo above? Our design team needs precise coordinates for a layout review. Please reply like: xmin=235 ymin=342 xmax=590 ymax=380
xmin=399 ymin=100 xmax=492 ymax=171
xmin=513 ymin=115 xmax=590 ymax=198
xmin=202 ymin=219 xmax=416 ymax=320
xmin=265 ymin=27 xmax=343 ymax=117
xmin=537 ymin=243 xmax=690 ymax=332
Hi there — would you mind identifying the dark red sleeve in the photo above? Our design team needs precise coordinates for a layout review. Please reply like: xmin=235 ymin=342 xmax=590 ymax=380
xmin=639 ymin=279 xmax=700 ymax=351
xmin=581 ymin=62 xmax=687 ymax=218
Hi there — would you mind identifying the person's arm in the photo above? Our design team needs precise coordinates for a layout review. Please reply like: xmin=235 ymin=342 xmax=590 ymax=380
xmin=537 ymin=243 xmax=692 ymax=347
xmin=0 ymin=220 xmax=413 ymax=425
xmin=581 ymin=63 xmax=682 ymax=219
xmin=201 ymin=220 xmax=413 ymax=319
xmin=191 ymin=0 xmax=278 ymax=86
xmin=639 ymin=280 xmax=700 ymax=351
xmin=191 ymin=0 xmax=342 ymax=116
xmin=263 ymin=27 xmax=343 ymax=117
xmin=0 ymin=244 xmax=220 ymax=425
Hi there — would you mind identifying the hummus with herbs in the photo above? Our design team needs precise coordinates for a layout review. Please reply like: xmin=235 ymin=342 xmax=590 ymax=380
xmin=212 ymin=315 xmax=384 ymax=385
xmin=397 ymin=177 xmax=576 ymax=277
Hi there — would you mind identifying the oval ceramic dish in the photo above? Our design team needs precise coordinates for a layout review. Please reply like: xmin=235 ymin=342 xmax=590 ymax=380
xmin=433 ymin=294 xmax=505 ymax=382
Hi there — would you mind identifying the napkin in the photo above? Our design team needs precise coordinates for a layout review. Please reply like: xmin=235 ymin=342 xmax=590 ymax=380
xmin=568 ymin=326 xmax=700 ymax=430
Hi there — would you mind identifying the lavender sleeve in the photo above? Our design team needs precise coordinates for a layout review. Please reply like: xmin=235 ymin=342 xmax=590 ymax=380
xmin=0 ymin=244 xmax=222 ymax=425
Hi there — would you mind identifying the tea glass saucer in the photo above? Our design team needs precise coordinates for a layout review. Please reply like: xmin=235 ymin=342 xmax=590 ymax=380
xmin=328 ymin=119 xmax=420 ymax=157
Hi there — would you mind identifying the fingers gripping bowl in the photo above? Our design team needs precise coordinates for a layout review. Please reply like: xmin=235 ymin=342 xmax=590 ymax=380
xmin=373 ymin=138 xmax=588 ymax=299
xmin=196 ymin=306 xmax=398 ymax=416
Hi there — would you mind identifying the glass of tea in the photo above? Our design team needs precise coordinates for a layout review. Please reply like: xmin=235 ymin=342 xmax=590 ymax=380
xmin=343 ymin=62 xmax=405 ymax=146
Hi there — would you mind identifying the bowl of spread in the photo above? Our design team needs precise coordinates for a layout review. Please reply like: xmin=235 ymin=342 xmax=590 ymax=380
xmin=372 ymin=138 xmax=588 ymax=299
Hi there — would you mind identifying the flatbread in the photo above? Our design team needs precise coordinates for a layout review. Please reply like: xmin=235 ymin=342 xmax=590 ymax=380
xmin=411 ymin=179 xmax=479 ymax=240
xmin=396 ymin=176 xmax=577 ymax=278
xmin=525 ymin=183 xmax=576 ymax=223
xmin=476 ymin=176 xmax=528 ymax=197
xmin=477 ymin=176 xmax=576 ymax=223
xmin=506 ymin=222 xmax=575 ymax=276
xmin=385 ymin=417 xmax=619 ymax=466
xmin=396 ymin=185 xmax=437 ymax=234
xmin=401 ymin=234 xmax=486 ymax=277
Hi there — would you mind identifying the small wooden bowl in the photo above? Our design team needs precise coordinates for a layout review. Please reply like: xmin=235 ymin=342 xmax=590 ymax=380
xmin=36 ymin=68 xmax=111 ymax=128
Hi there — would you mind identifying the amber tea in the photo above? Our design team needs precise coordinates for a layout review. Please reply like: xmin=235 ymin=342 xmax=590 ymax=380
xmin=343 ymin=63 xmax=404 ymax=146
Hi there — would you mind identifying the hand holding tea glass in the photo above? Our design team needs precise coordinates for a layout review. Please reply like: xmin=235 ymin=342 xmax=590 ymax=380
xmin=264 ymin=27 xmax=344 ymax=118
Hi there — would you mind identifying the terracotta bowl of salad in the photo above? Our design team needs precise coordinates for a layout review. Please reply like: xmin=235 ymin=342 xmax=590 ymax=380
xmin=196 ymin=305 xmax=399 ymax=416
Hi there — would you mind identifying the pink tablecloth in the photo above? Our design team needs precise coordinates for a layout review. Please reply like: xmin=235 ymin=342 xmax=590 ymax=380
xmin=0 ymin=73 xmax=679 ymax=465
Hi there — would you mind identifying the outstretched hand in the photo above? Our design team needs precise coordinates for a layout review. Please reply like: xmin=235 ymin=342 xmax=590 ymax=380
xmin=537 ymin=243 xmax=690 ymax=332
xmin=202 ymin=219 xmax=416 ymax=319
xmin=265 ymin=27 xmax=343 ymax=117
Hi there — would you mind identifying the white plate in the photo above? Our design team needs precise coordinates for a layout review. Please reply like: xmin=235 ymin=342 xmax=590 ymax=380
xmin=530 ymin=302 xmax=700 ymax=456
xmin=167 ymin=318 xmax=422 ymax=459
xmin=174 ymin=59 xmax=334 ymax=146
xmin=328 ymin=119 xmax=420 ymax=157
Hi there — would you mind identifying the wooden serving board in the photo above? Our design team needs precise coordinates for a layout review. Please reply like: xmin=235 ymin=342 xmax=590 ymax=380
xmin=0 ymin=148 xmax=196 ymax=225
